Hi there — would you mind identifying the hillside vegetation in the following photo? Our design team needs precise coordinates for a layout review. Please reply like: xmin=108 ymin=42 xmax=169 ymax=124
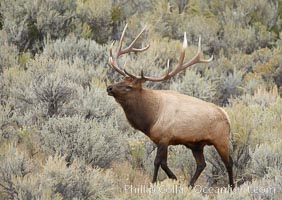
xmin=0 ymin=0 xmax=281 ymax=199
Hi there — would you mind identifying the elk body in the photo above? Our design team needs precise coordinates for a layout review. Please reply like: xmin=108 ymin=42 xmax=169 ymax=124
xmin=107 ymin=24 xmax=234 ymax=189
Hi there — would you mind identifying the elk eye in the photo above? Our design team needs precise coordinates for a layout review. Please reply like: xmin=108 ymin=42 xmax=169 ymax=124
xmin=125 ymin=86 xmax=132 ymax=91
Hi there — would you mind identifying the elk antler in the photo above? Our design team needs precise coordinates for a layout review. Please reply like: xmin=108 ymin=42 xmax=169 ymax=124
xmin=108 ymin=24 xmax=150 ymax=76
xmin=109 ymin=25 xmax=213 ymax=82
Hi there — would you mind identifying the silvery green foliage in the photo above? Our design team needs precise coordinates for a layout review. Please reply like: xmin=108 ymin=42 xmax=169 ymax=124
xmin=116 ymin=0 xmax=154 ymax=19
xmin=150 ymin=1 xmax=220 ymax=44
xmin=231 ymin=86 xmax=280 ymax=107
xmin=222 ymin=22 xmax=274 ymax=55
xmin=223 ymin=23 xmax=257 ymax=54
xmin=182 ymin=15 xmax=220 ymax=50
xmin=0 ymin=103 xmax=19 ymax=142
xmin=7 ymin=65 xmax=77 ymax=119
xmin=43 ymin=34 xmax=108 ymax=66
xmin=170 ymin=69 xmax=217 ymax=102
xmin=170 ymin=145 xmax=196 ymax=180
xmin=6 ymin=54 xmax=93 ymax=118
xmin=217 ymin=69 xmax=244 ymax=105
xmin=40 ymin=116 xmax=127 ymax=168
xmin=213 ymin=0 xmax=277 ymax=54
xmin=0 ymin=31 xmax=18 ymax=73
xmin=0 ymin=145 xmax=35 ymax=200
xmin=216 ymin=167 xmax=281 ymax=200
xmin=33 ymin=75 xmax=74 ymax=117
xmin=217 ymin=0 xmax=279 ymax=29
xmin=127 ymin=138 xmax=157 ymax=175
xmin=249 ymin=142 xmax=282 ymax=178
xmin=74 ymin=86 xmax=116 ymax=120
xmin=2 ymin=154 xmax=117 ymax=200
xmin=1 ymin=0 xmax=78 ymax=53
xmin=76 ymin=0 xmax=112 ymax=44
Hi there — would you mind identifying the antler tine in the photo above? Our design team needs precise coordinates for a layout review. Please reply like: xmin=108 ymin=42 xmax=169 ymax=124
xmin=198 ymin=37 xmax=213 ymax=63
xmin=109 ymin=41 xmax=114 ymax=57
xmin=123 ymin=69 xmax=138 ymax=79
xmin=165 ymin=32 xmax=188 ymax=77
xmin=108 ymin=24 xmax=149 ymax=77
xmin=138 ymin=32 xmax=188 ymax=82
xmin=181 ymin=35 xmax=213 ymax=69
xmin=117 ymin=23 xmax=128 ymax=56
xmin=108 ymin=57 xmax=126 ymax=76
xmin=109 ymin=40 xmax=126 ymax=76
xmin=122 ymin=26 xmax=150 ymax=54
xmin=132 ymin=45 xmax=150 ymax=53
xmin=140 ymin=33 xmax=213 ymax=82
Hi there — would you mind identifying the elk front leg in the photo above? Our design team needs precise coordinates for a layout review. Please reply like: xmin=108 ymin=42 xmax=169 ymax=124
xmin=152 ymin=143 xmax=177 ymax=183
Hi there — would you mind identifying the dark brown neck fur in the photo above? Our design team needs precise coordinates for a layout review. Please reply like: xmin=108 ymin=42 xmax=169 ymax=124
xmin=115 ymin=89 xmax=160 ymax=134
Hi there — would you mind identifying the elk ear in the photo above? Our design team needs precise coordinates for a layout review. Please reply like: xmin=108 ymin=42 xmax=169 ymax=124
xmin=132 ymin=78 xmax=144 ymax=88
xmin=124 ymin=77 xmax=133 ymax=82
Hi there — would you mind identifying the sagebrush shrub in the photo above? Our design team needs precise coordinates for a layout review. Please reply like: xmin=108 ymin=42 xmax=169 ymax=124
xmin=231 ymin=86 xmax=280 ymax=107
xmin=43 ymin=34 xmax=108 ymax=66
xmin=0 ymin=0 xmax=79 ymax=53
xmin=73 ymin=85 xmax=117 ymax=120
xmin=169 ymin=145 xmax=196 ymax=180
xmin=40 ymin=116 xmax=127 ymax=168
xmin=126 ymin=137 xmax=157 ymax=173
xmin=0 ymin=103 xmax=20 ymax=143
xmin=33 ymin=75 xmax=74 ymax=117
xmin=2 ymin=54 xmax=106 ymax=121
xmin=0 ymin=30 xmax=18 ymax=73
xmin=7 ymin=154 xmax=117 ymax=200
xmin=217 ymin=69 xmax=244 ymax=105
xmin=249 ymin=141 xmax=282 ymax=178
xmin=0 ymin=145 xmax=35 ymax=200
xmin=76 ymin=0 xmax=112 ymax=43
xmin=216 ymin=167 xmax=281 ymax=200
xmin=170 ymin=69 xmax=217 ymax=102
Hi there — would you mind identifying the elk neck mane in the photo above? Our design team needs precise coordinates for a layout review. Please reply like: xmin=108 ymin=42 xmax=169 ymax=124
xmin=115 ymin=88 xmax=161 ymax=134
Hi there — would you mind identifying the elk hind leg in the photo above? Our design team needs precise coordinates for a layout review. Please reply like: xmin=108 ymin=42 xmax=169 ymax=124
xmin=189 ymin=148 xmax=206 ymax=187
xmin=214 ymin=143 xmax=234 ymax=189
xmin=152 ymin=143 xmax=177 ymax=183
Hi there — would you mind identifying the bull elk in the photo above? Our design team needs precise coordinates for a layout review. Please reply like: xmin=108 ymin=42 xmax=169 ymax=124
xmin=107 ymin=24 xmax=234 ymax=189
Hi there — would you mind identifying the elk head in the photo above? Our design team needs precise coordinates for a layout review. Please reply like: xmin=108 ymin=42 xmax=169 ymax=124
xmin=107 ymin=77 xmax=143 ymax=98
